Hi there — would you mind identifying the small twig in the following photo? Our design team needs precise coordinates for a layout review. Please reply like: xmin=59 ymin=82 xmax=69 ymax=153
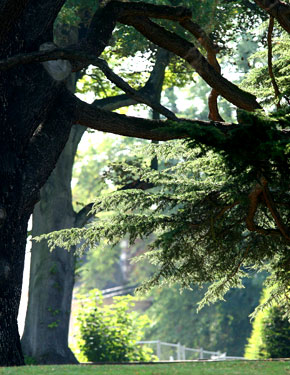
xmin=215 ymin=202 xmax=239 ymax=220
xmin=230 ymin=245 xmax=251 ymax=279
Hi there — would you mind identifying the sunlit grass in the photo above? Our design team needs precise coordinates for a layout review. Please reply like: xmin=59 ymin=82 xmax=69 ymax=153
xmin=1 ymin=361 xmax=290 ymax=375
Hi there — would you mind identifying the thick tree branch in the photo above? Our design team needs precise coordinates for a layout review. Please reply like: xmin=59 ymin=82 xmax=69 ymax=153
xmin=254 ymin=0 xmax=290 ymax=34
xmin=74 ymin=94 xmax=180 ymax=140
xmin=77 ymin=1 xmax=190 ymax=70
xmin=100 ymin=1 xmax=192 ymax=23
xmin=73 ymin=92 xmax=244 ymax=141
xmin=180 ymin=19 xmax=224 ymax=121
xmin=73 ymin=93 xmax=290 ymax=143
xmin=0 ymin=48 xmax=90 ymax=71
xmin=0 ymin=1 xmax=261 ymax=112
xmin=119 ymin=16 xmax=261 ymax=111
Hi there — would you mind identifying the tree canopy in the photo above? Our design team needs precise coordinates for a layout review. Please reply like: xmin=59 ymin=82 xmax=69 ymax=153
xmin=38 ymin=0 xmax=289 ymax=316
xmin=0 ymin=0 xmax=290 ymax=366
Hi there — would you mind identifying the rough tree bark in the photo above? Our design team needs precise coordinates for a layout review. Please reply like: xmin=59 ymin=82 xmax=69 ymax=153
xmin=0 ymin=0 xmax=288 ymax=366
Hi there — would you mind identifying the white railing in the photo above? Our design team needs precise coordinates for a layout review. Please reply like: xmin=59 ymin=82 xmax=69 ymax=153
xmin=137 ymin=340 xmax=246 ymax=361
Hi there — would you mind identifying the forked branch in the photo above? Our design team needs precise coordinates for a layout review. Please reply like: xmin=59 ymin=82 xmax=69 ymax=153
xmin=0 ymin=1 xmax=261 ymax=112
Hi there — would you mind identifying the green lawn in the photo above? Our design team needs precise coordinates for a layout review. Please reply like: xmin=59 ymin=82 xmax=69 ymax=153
xmin=1 ymin=361 xmax=290 ymax=375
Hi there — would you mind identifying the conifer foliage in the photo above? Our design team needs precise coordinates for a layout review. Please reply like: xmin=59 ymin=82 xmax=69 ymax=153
xmin=39 ymin=107 xmax=290 ymax=315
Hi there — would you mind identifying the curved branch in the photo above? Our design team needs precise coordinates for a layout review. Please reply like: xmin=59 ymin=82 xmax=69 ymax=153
xmin=78 ymin=1 xmax=191 ymax=69
xmin=180 ymin=20 xmax=224 ymax=121
xmin=0 ymin=1 xmax=261 ymax=112
xmin=120 ymin=16 xmax=261 ymax=111
xmin=254 ymin=0 xmax=290 ymax=34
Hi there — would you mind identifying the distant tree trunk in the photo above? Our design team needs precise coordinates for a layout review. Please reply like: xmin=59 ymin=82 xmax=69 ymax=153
xmin=21 ymin=125 xmax=84 ymax=364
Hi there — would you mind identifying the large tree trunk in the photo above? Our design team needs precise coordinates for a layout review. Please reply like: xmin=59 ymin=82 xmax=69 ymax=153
xmin=0 ymin=212 xmax=29 ymax=366
xmin=20 ymin=19 xmax=82 ymax=364
xmin=21 ymin=126 xmax=84 ymax=364
xmin=0 ymin=18 xmax=73 ymax=362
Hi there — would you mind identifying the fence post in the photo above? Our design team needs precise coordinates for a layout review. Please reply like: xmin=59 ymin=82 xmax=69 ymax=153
xmin=199 ymin=347 xmax=204 ymax=360
xmin=182 ymin=345 xmax=186 ymax=360
xmin=177 ymin=342 xmax=181 ymax=360
xmin=156 ymin=340 xmax=161 ymax=360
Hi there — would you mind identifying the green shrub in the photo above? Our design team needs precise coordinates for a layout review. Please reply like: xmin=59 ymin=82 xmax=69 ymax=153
xmin=74 ymin=289 xmax=155 ymax=363
xmin=245 ymin=289 xmax=290 ymax=359
xmin=262 ymin=306 xmax=290 ymax=358
xmin=24 ymin=355 xmax=38 ymax=365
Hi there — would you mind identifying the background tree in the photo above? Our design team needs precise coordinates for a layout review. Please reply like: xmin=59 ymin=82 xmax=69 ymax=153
xmin=144 ymin=277 xmax=265 ymax=357
xmin=0 ymin=0 xmax=289 ymax=366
